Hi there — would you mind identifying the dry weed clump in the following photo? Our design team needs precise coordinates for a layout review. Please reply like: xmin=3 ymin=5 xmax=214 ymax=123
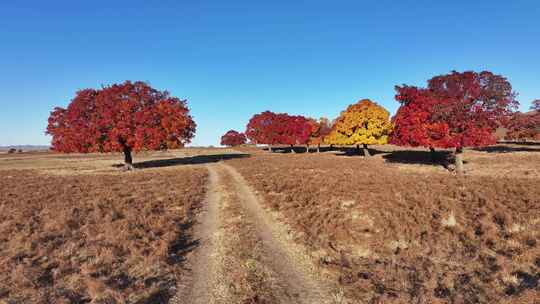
xmin=0 ymin=168 xmax=207 ymax=304
xmin=226 ymin=152 xmax=540 ymax=303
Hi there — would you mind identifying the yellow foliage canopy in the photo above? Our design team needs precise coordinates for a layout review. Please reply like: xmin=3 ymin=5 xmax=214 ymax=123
xmin=325 ymin=99 xmax=393 ymax=145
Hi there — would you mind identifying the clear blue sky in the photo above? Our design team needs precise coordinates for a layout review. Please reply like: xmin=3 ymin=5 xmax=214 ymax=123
xmin=1 ymin=1 xmax=539 ymax=146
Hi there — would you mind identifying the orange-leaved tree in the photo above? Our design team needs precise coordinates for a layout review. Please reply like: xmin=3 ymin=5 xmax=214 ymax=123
xmin=307 ymin=117 xmax=332 ymax=152
xmin=325 ymin=99 xmax=393 ymax=157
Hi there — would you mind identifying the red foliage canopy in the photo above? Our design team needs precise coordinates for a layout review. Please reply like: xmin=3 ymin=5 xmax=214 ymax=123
xmin=245 ymin=111 xmax=276 ymax=145
xmin=220 ymin=130 xmax=247 ymax=146
xmin=506 ymin=111 xmax=540 ymax=141
xmin=391 ymin=86 xmax=452 ymax=147
xmin=391 ymin=71 xmax=518 ymax=149
xmin=46 ymin=81 xmax=196 ymax=154
xmin=274 ymin=114 xmax=311 ymax=145
xmin=245 ymin=111 xmax=311 ymax=145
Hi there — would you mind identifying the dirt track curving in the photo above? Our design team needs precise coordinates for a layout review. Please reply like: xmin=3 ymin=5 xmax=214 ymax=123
xmin=220 ymin=164 xmax=339 ymax=304
xmin=3 ymin=147 xmax=536 ymax=303
xmin=171 ymin=166 xmax=221 ymax=304
xmin=172 ymin=163 xmax=339 ymax=304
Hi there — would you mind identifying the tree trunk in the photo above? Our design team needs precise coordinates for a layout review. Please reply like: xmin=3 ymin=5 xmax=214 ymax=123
xmin=356 ymin=144 xmax=361 ymax=155
xmin=123 ymin=146 xmax=134 ymax=170
xmin=317 ymin=144 xmax=320 ymax=153
xmin=268 ymin=144 xmax=272 ymax=153
xmin=363 ymin=144 xmax=371 ymax=157
xmin=290 ymin=145 xmax=296 ymax=153
xmin=330 ymin=144 xmax=334 ymax=150
xmin=455 ymin=147 xmax=464 ymax=174
xmin=429 ymin=147 xmax=436 ymax=162
xmin=306 ymin=144 xmax=309 ymax=153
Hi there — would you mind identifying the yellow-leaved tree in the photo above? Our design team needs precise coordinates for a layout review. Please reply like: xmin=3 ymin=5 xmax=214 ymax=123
xmin=325 ymin=99 xmax=393 ymax=157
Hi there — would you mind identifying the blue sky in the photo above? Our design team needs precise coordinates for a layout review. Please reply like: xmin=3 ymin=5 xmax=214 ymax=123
xmin=1 ymin=1 xmax=539 ymax=146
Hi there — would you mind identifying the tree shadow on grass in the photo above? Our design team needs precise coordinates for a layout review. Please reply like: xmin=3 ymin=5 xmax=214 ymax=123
xmin=266 ymin=146 xmax=308 ymax=153
xmin=112 ymin=153 xmax=250 ymax=169
xmin=333 ymin=146 xmax=387 ymax=157
xmin=473 ymin=145 xmax=540 ymax=153
xmin=166 ymin=220 xmax=200 ymax=265
xmin=382 ymin=150 xmax=454 ymax=168
xmin=496 ymin=140 xmax=540 ymax=146
xmin=316 ymin=146 xmax=338 ymax=153
xmin=269 ymin=145 xmax=389 ymax=155
xmin=157 ymin=220 xmax=198 ymax=303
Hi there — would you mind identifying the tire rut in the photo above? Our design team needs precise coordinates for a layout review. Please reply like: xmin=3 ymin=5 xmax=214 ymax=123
xmin=218 ymin=163 xmax=339 ymax=304
xmin=171 ymin=165 xmax=222 ymax=304
xmin=171 ymin=163 xmax=340 ymax=304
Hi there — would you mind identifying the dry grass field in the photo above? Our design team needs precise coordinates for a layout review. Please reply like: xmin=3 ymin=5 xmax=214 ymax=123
xmin=0 ymin=149 xmax=227 ymax=303
xmin=0 ymin=144 xmax=538 ymax=303
xmin=227 ymin=145 xmax=540 ymax=303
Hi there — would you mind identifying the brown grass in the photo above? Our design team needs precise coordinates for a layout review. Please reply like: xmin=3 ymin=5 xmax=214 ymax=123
xmin=225 ymin=147 xmax=540 ymax=303
xmin=0 ymin=168 xmax=207 ymax=303
xmin=241 ymin=143 xmax=540 ymax=178
xmin=1 ymin=145 xmax=538 ymax=303
xmin=0 ymin=147 xmax=241 ymax=174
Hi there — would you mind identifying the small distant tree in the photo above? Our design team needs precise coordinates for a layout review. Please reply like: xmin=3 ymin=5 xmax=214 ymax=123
xmin=7 ymin=148 xmax=16 ymax=154
xmin=46 ymin=81 xmax=196 ymax=170
xmin=392 ymin=71 xmax=518 ymax=173
xmin=506 ymin=102 xmax=540 ymax=141
xmin=245 ymin=111 xmax=311 ymax=152
xmin=307 ymin=117 xmax=332 ymax=152
xmin=220 ymin=130 xmax=247 ymax=146
xmin=325 ymin=99 xmax=393 ymax=157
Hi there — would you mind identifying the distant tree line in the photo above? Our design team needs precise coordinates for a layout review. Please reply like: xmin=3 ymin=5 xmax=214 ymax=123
xmin=226 ymin=70 xmax=538 ymax=174
xmin=46 ymin=70 xmax=539 ymax=173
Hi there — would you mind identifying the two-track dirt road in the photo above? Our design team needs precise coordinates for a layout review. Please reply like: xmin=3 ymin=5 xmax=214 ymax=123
xmin=172 ymin=163 xmax=342 ymax=304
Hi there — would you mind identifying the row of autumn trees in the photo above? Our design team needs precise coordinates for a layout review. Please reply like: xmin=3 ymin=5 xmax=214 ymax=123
xmin=242 ymin=100 xmax=392 ymax=157
xmin=221 ymin=71 xmax=539 ymax=173
xmin=46 ymin=71 xmax=538 ymax=172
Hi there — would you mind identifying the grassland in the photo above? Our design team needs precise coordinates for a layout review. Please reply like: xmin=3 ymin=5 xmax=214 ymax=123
xmin=0 ymin=145 xmax=538 ymax=303
xmin=227 ymin=145 xmax=540 ymax=303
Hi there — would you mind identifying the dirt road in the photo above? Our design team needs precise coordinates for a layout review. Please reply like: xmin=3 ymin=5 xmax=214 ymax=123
xmin=171 ymin=166 xmax=222 ymax=304
xmin=173 ymin=163 xmax=341 ymax=304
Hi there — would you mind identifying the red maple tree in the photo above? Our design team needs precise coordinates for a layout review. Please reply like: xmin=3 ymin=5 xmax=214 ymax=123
xmin=392 ymin=71 xmax=518 ymax=173
xmin=274 ymin=114 xmax=311 ymax=149
xmin=245 ymin=111 xmax=277 ymax=148
xmin=46 ymin=81 xmax=196 ymax=169
xmin=220 ymin=130 xmax=247 ymax=146
xmin=245 ymin=111 xmax=311 ymax=152
xmin=391 ymin=86 xmax=453 ymax=149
